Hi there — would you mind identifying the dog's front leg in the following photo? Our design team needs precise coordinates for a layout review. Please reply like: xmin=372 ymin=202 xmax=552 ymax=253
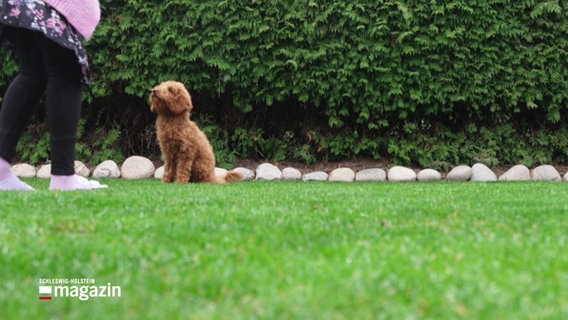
xmin=163 ymin=163 xmax=175 ymax=183
xmin=175 ymin=159 xmax=192 ymax=183
xmin=162 ymin=155 xmax=176 ymax=183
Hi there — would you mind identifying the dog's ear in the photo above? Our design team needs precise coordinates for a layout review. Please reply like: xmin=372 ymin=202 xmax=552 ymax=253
xmin=167 ymin=85 xmax=193 ymax=114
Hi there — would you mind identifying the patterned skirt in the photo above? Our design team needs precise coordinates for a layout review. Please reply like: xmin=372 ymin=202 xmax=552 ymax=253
xmin=0 ymin=0 xmax=91 ymax=84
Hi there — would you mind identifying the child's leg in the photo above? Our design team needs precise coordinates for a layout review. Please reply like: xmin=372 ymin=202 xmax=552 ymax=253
xmin=33 ymin=33 xmax=106 ymax=190
xmin=35 ymin=31 xmax=82 ymax=176
xmin=0 ymin=28 xmax=47 ymax=191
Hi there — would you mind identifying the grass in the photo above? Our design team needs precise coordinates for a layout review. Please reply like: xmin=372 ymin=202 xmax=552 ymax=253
xmin=1 ymin=179 xmax=567 ymax=319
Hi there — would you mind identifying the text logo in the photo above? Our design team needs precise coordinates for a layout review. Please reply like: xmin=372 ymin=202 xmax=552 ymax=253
xmin=39 ymin=286 xmax=52 ymax=301
xmin=38 ymin=279 xmax=122 ymax=301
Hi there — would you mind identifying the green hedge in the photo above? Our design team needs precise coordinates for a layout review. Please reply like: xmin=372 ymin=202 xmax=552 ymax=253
xmin=1 ymin=0 xmax=567 ymax=167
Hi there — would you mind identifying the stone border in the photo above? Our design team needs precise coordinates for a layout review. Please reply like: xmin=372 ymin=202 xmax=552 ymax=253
xmin=10 ymin=155 xmax=568 ymax=182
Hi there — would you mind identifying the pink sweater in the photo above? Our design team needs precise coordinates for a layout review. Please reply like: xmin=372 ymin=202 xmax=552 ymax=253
xmin=44 ymin=0 xmax=100 ymax=40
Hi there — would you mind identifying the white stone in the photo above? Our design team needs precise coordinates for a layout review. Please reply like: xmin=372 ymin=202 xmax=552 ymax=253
xmin=328 ymin=168 xmax=355 ymax=182
xmin=93 ymin=160 xmax=121 ymax=179
xmin=446 ymin=165 xmax=473 ymax=181
xmin=302 ymin=171 xmax=328 ymax=181
xmin=498 ymin=165 xmax=531 ymax=181
xmin=255 ymin=163 xmax=282 ymax=180
xmin=233 ymin=167 xmax=255 ymax=181
xmin=154 ymin=166 xmax=164 ymax=179
xmin=214 ymin=167 xmax=228 ymax=179
xmin=282 ymin=167 xmax=302 ymax=180
xmin=11 ymin=163 xmax=36 ymax=178
xmin=417 ymin=169 xmax=442 ymax=182
xmin=74 ymin=161 xmax=90 ymax=177
xmin=387 ymin=166 xmax=416 ymax=182
xmin=471 ymin=163 xmax=497 ymax=182
xmin=36 ymin=164 xmax=51 ymax=179
xmin=36 ymin=162 xmax=91 ymax=179
xmin=564 ymin=171 xmax=568 ymax=182
xmin=355 ymin=168 xmax=387 ymax=182
xmin=121 ymin=156 xmax=155 ymax=179
xmin=531 ymin=165 xmax=561 ymax=181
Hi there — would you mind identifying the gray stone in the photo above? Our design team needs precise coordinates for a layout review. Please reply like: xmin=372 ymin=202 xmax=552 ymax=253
xmin=121 ymin=156 xmax=155 ymax=179
xmin=417 ymin=169 xmax=442 ymax=182
xmin=93 ymin=160 xmax=121 ymax=179
xmin=154 ymin=166 xmax=164 ymax=179
xmin=564 ymin=171 xmax=568 ymax=182
xmin=387 ymin=166 xmax=417 ymax=182
xmin=36 ymin=164 xmax=51 ymax=179
xmin=282 ymin=167 xmax=302 ymax=180
xmin=255 ymin=163 xmax=282 ymax=180
xmin=302 ymin=171 xmax=329 ymax=181
xmin=446 ymin=165 xmax=473 ymax=181
xmin=471 ymin=163 xmax=497 ymax=182
xmin=74 ymin=161 xmax=91 ymax=177
xmin=355 ymin=168 xmax=387 ymax=182
xmin=214 ymin=167 xmax=228 ymax=179
xmin=498 ymin=165 xmax=531 ymax=181
xmin=11 ymin=163 xmax=36 ymax=178
xmin=531 ymin=165 xmax=562 ymax=181
xmin=36 ymin=161 xmax=91 ymax=179
xmin=233 ymin=167 xmax=255 ymax=181
xmin=329 ymin=168 xmax=355 ymax=182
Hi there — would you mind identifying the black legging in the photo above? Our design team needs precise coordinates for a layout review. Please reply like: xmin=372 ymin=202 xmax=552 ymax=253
xmin=0 ymin=27 xmax=82 ymax=175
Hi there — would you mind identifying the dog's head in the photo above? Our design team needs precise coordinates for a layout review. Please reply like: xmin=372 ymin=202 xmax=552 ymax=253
xmin=149 ymin=81 xmax=193 ymax=115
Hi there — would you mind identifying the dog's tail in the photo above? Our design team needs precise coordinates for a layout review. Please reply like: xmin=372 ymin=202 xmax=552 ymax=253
xmin=219 ymin=170 xmax=243 ymax=183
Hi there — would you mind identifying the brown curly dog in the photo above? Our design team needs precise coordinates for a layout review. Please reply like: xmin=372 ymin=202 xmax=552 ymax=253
xmin=149 ymin=81 xmax=242 ymax=184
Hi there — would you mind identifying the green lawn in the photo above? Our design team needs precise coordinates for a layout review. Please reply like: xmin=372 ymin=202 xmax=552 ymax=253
xmin=1 ymin=179 xmax=567 ymax=319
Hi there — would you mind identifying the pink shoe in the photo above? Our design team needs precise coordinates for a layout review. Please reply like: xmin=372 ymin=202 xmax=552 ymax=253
xmin=0 ymin=175 xmax=35 ymax=191
xmin=49 ymin=175 xmax=108 ymax=191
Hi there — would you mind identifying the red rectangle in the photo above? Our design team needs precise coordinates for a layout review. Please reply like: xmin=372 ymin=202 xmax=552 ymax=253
xmin=39 ymin=296 xmax=52 ymax=300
